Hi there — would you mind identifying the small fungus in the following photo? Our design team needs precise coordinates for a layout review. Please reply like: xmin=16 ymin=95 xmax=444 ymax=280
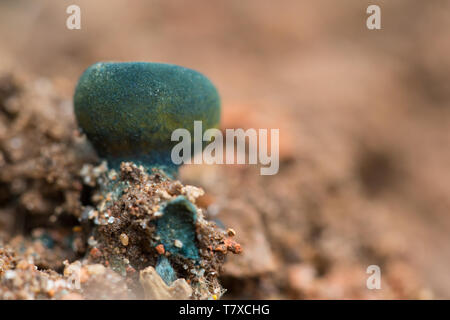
xmin=74 ymin=62 xmax=221 ymax=176
xmin=71 ymin=62 xmax=238 ymax=299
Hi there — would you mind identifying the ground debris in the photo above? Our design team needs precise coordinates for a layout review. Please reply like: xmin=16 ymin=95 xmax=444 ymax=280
xmin=140 ymin=265 xmax=192 ymax=300
xmin=0 ymin=74 xmax=240 ymax=300
xmin=0 ymin=243 xmax=132 ymax=299
xmin=85 ymin=162 xmax=240 ymax=299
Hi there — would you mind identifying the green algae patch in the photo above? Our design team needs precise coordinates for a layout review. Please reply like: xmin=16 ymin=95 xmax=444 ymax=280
xmin=74 ymin=62 xmax=221 ymax=174
xmin=155 ymin=196 xmax=200 ymax=261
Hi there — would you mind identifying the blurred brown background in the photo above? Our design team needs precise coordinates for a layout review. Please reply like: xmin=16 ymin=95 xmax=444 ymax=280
xmin=1 ymin=0 xmax=450 ymax=299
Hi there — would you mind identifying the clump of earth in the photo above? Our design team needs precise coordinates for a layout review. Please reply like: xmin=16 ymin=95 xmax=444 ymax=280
xmin=0 ymin=73 xmax=241 ymax=299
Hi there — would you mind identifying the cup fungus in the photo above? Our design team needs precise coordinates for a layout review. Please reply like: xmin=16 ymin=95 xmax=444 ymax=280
xmin=74 ymin=61 xmax=221 ymax=175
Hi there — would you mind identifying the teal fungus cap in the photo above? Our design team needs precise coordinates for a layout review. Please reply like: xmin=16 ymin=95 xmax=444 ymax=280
xmin=74 ymin=62 xmax=221 ymax=175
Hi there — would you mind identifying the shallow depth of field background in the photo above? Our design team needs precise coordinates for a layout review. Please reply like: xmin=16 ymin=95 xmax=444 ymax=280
xmin=1 ymin=0 xmax=450 ymax=298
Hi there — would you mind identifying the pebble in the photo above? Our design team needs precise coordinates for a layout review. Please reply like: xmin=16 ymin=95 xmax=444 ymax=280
xmin=155 ymin=244 xmax=165 ymax=255
xmin=227 ymin=228 xmax=236 ymax=237
xmin=174 ymin=239 xmax=183 ymax=248
xmin=120 ymin=233 xmax=129 ymax=246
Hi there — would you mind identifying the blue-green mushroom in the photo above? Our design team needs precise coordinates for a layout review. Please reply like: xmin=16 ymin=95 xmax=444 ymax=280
xmin=74 ymin=62 xmax=221 ymax=175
